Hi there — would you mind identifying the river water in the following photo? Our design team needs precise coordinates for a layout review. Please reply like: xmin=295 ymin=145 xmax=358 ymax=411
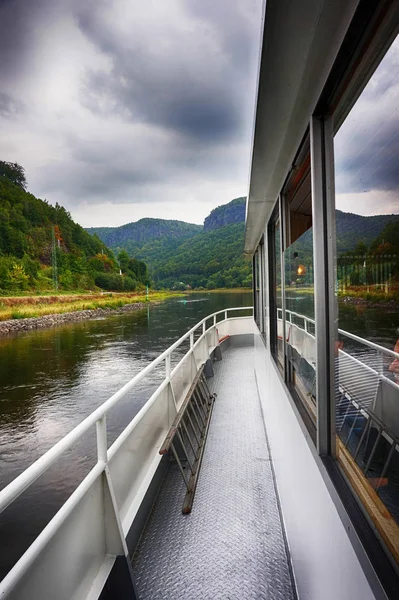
xmin=0 ymin=291 xmax=251 ymax=579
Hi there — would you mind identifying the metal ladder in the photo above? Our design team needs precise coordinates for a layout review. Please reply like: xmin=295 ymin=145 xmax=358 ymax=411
xmin=159 ymin=365 xmax=217 ymax=514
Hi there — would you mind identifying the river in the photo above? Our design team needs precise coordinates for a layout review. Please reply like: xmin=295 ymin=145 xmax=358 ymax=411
xmin=0 ymin=291 xmax=251 ymax=579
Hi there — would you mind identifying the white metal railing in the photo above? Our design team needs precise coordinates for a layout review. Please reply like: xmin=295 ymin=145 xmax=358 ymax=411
xmin=0 ymin=306 xmax=253 ymax=599
xmin=277 ymin=307 xmax=399 ymax=365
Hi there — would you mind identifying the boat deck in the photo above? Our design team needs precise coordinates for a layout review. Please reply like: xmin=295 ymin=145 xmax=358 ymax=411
xmin=132 ymin=343 xmax=297 ymax=599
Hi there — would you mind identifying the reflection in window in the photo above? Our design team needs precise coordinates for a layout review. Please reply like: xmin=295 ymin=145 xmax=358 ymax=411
xmin=282 ymin=141 xmax=316 ymax=434
xmin=274 ymin=217 xmax=283 ymax=369
xmin=284 ymin=230 xmax=316 ymax=424
xmin=334 ymin=36 xmax=399 ymax=564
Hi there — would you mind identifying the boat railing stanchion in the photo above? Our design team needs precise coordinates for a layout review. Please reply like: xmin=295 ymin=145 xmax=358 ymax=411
xmin=190 ymin=331 xmax=194 ymax=349
xmin=96 ymin=415 xmax=107 ymax=464
xmin=165 ymin=353 xmax=171 ymax=379
xmin=224 ymin=310 xmax=228 ymax=321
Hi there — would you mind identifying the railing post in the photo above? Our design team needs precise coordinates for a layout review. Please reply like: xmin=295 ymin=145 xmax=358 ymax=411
xmin=213 ymin=314 xmax=217 ymax=326
xmin=165 ymin=353 xmax=171 ymax=378
xmin=224 ymin=310 xmax=228 ymax=321
xmin=202 ymin=321 xmax=206 ymax=335
xmin=96 ymin=416 xmax=107 ymax=463
xmin=190 ymin=332 xmax=194 ymax=349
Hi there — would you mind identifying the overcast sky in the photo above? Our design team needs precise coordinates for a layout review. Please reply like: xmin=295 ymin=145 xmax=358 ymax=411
xmin=0 ymin=0 xmax=263 ymax=227
xmin=335 ymin=35 xmax=398 ymax=216
xmin=0 ymin=1 xmax=397 ymax=229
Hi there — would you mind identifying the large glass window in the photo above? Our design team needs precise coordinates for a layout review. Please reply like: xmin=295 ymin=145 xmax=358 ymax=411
xmin=282 ymin=143 xmax=317 ymax=436
xmin=269 ymin=207 xmax=283 ymax=371
xmin=334 ymin=36 xmax=399 ymax=563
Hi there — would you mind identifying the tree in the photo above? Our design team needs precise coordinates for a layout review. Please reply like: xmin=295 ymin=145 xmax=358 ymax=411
xmin=0 ymin=161 xmax=27 ymax=190
xmin=118 ymin=250 xmax=130 ymax=273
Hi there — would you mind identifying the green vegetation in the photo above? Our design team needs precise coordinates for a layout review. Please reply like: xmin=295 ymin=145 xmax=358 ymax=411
xmin=335 ymin=210 xmax=399 ymax=253
xmin=87 ymin=218 xmax=202 ymax=251
xmin=336 ymin=220 xmax=399 ymax=302
xmin=0 ymin=291 xmax=182 ymax=321
xmin=87 ymin=198 xmax=252 ymax=289
xmin=0 ymin=161 xmax=150 ymax=294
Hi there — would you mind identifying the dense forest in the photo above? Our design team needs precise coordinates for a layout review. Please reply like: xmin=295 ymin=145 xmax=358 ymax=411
xmin=88 ymin=198 xmax=252 ymax=289
xmin=0 ymin=161 xmax=149 ymax=293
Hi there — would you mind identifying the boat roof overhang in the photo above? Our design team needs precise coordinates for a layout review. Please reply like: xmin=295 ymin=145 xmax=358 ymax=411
xmin=244 ymin=0 xmax=360 ymax=255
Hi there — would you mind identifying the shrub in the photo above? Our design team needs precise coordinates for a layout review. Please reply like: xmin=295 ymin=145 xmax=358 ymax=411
xmin=94 ymin=273 xmax=124 ymax=291
xmin=123 ymin=276 xmax=136 ymax=291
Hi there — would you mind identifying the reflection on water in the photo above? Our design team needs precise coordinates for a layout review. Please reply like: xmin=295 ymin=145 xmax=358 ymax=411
xmin=0 ymin=291 xmax=251 ymax=579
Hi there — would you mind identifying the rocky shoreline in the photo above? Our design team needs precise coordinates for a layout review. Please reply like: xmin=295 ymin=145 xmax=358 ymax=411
xmin=0 ymin=302 xmax=147 ymax=336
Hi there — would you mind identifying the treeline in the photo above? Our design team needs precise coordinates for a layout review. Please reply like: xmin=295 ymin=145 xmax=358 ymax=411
xmin=87 ymin=198 xmax=252 ymax=290
xmin=0 ymin=161 xmax=149 ymax=293
xmin=337 ymin=220 xmax=399 ymax=292
xmin=110 ymin=222 xmax=252 ymax=290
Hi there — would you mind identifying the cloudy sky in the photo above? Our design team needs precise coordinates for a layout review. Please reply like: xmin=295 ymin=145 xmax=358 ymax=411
xmin=335 ymin=35 xmax=399 ymax=216
xmin=0 ymin=0 xmax=263 ymax=227
xmin=0 ymin=1 xmax=397 ymax=230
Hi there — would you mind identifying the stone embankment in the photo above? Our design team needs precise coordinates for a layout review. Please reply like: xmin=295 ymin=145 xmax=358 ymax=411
xmin=0 ymin=303 xmax=147 ymax=336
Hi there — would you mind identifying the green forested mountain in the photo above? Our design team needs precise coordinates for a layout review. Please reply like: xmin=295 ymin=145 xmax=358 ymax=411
xmin=0 ymin=162 xmax=149 ymax=292
xmin=87 ymin=219 xmax=202 ymax=254
xmin=142 ymin=222 xmax=252 ymax=289
xmin=88 ymin=198 xmax=252 ymax=289
xmin=86 ymin=199 xmax=399 ymax=291
xmin=335 ymin=210 xmax=399 ymax=252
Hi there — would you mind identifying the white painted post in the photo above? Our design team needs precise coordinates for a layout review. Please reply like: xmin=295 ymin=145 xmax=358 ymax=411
xmin=165 ymin=353 xmax=171 ymax=378
xmin=96 ymin=416 xmax=107 ymax=463
xmin=190 ymin=332 xmax=194 ymax=349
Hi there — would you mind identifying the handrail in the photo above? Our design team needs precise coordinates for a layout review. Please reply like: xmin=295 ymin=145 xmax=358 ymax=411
xmin=277 ymin=307 xmax=399 ymax=360
xmin=0 ymin=306 xmax=252 ymax=514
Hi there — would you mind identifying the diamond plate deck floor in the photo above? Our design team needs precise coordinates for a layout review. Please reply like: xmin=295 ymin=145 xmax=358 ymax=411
xmin=132 ymin=345 xmax=296 ymax=600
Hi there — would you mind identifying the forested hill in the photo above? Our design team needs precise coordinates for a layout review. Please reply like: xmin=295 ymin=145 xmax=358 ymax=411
xmin=86 ymin=219 xmax=202 ymax=254
xmin=0 ymin=161 xmax=149 ymax=292
xmin=336 ymin=210 xmax=399 ymax=252
xmin=87 ymin=198 xmax=251 ymax=289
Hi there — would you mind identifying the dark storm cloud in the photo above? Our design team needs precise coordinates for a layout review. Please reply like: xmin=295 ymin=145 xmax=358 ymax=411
xmin=0 ymin=0 xmax=262 ymax=222
xmin=335 ymin=40 xmax=399 ymax=195
xmin=76 ymin=1 xmax=258 ymax=143
xmin=0 ymin=0 xmax=62 ymax=83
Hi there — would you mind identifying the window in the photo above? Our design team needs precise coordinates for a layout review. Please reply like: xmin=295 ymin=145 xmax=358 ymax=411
xmin=269 ymin=205 xmax=283 ymax=370
xmin=334 ymin=36 xmax=399 ymax=564
xmin=282 ymin=140 xmax=317 ymax=436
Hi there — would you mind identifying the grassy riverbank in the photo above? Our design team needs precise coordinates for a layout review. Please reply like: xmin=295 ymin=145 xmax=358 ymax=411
xmin=0 ymin=291 xmax=183 ymax=321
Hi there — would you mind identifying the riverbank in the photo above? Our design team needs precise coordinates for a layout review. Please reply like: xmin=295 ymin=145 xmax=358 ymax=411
xmin=0 ymin=291 xmax=184 ymax=336
xmin=0 ymin=303 xmax=150 ymax=335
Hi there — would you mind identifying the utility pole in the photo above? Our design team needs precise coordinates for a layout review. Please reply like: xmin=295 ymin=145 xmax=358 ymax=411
xmin=52 ymin=226 xmax=58 ymax=292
